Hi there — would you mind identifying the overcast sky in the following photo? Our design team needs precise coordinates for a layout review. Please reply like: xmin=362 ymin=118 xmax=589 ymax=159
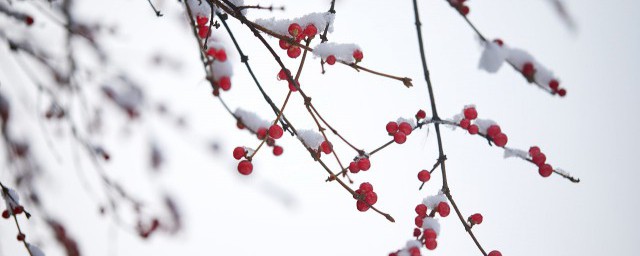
xmin=1 ymin=0 xmax=639 ymax=255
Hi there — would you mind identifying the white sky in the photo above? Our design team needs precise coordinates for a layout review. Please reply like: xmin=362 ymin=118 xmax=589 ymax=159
xmin=1 ymin=0 xmax=640 ymax=255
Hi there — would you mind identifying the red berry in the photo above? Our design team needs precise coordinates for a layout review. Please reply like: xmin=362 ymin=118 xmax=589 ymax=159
xmin=353 ymin=50 xmax=363 ymax=62
xmin=468 ymin=124 xmax=479 ymax=135
xmin=549 ymin=79 xmax=560 ymax=90
xmin=424 ymin=238 xmax=438 ymax=250
xmin=423 ymin=228 xmax=437 ymax=240
xmin=348 ymin=161 xmax=360 ymax=173
xmin=357 ymin=158 xmax=371 ymax=171
xmin=218 ymin=77 xmax=231 ymax=91
xmin=273 ymin=145 xmax=283 ymax=156
xmin=486 ymin=125 xmax=501 ymax=139
xmin=416 ymin=109 xmax=427 ymax=119
xmin=418 ymin=170 xmax=431 ymax=182
xmin=237 ymin=160 xmax=253 ymax=175
xmin=2 ymin=210 xmax=9 ymax=219
xmin=279 ymin=39 xmax=290 ymax=50
xmin=415 ymin=216 xmax=424 ymax=227
xmin=393 ymin=132 xmax=407 ymax=144
xmin=359 ymin=182 xmax=373 ymax=192
xmin=413 ymin=228 xmax=422 ymax=237
xmin=558 ymin=88 xmax=567 ymax=97
xmin=268 ymin=124 xmax=284 ymax=139
xmin=493 ymin=39 xmax=504 ymax=46
xmin=12 ymin=206 xmax=23 ymax=215
xmin=233 ymin=147 xmax=245 ymax=160
xmin=463 ymin=107 xmax=478 ymax=120
xmin=469 ymin=213 xmax=483 ymax=224
xmin=17 ymin=233 xmax=25 ymax=241
xmin=365 ymin=191 xmax=378 ymax=205
xmin=304 ymin=24 xmax=317 ymax=38
xmin=257 ymin=127 xmax=268 ymax=140
xmin=415 ymin=204 xmax=428 ymax=217
xmin=277 ymin=69 xmax=290 ymax=80
xmin=488 ymin=250 xmax=502 ymax=256
xmin=320 ymin=141 xmax=333 ymax=154
xmin=326 ymin=55 xmax=336 ymax=65
xmin=196 ymin=16 xmax=208 ymax=26
xmin=356 ymin=200 xmax=370 ymax=212
xmin=522 ymin=62 xmax=535 ymax=78
xmin=398 ymin=122 xmax=412 ymax=135
xmin=529 ymin=146 xmax=541 ymax=156
xmin=287 ymin=46 xmax=302 ymax=58
xmin=437 ymin=202 xmax=450 ymax=217
xmin=459 ymin=5 xmax=470 ymax=15
xmin=266 ymin=138 xmax=275 ymax=146
xmin=532 ymin=152 xmax=546 ymax=166
xmin=198 ymin=25 xmax=209 ymax=38
xmin=288 ymin=23 xmax=302 ymax=37
xmin=493 ymin=133 xmax=508 ymax=147
xmin=214 ymin=49 xmax=227 ymax=62
xmin=24 ymin=16 xmax=34 ymax=26
xmin=288 ymin=79 xmax=300 ymax=91
xmin=409 ymin=247 xmax=421 ymax=256
xmin=460 ymin=118 xmax=470 ymax=129
xmin=386 ymin=122 xmax=399 ymax=134
xmin=236 ymin=121 xmax=245 ymax=130
xmin=206 ymin=48 xmax=216 ymax=57
xmin=539 ymin=164 xmax=553 ymax=177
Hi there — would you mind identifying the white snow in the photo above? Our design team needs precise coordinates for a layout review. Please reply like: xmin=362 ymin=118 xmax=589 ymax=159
xmin=421 ymin=217 xmax=441 ymax=236
xmin=27 ymin=243 xmax=45 ymax=256
xmin=506 ymin=48 xmax=556 ymax=89
xmin=474 ymin=118 xmax=497 ymax=134
xmin=312 ymin=43 xmax=361 ymax=63
xmin=2 ymin=187 xmax=20 ymax=212
xmin=297 ymin=129 xmax=324 ymax=149
xmin=423 ymin=191 xmax=447 ymax=209
xmin=478 ymin=41 xmax=508 ymax=73
xmin=254 ymin=12 xmax=335 ymax=37
xmin=187 ymin=0 xmax=214 ymax=18
xmin=234 ymin=108 xmax=270 ymax=132
xmin=503 ymin=147 xmax=528 ymax=159
xmin=210 ymin=58 xmax=233 ymax=80
xmin=396 ymin=117 xmax=416 ymax=127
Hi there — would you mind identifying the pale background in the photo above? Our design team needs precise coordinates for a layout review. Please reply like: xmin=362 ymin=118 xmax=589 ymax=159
xmin=1 ymin=0 xmax=639 ymax=255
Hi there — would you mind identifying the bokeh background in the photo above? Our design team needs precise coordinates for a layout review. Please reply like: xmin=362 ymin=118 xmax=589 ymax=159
xmin=1 ymin=0 xmax=639 ymax=255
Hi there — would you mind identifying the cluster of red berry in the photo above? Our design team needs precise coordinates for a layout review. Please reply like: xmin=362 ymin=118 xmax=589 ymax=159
xmin=520 ymin=62 xmax=567 ymax=97
xmin=354 ymin=182 xmax=378 ymax=212
xmin=529 ymin=146 xmax=554 ymax=177
xmin=279 ymin=23 xmax=317 ymax=58
xmin=386 ymin=120 xmax=413 ymax=144
xmin=347 ymin=157 xmax=371 ymax=174
xmin=459 ymin=106 xmax=509 ymax=147
xmin=1 ymin=205 xmax=25 ymax=219
xmin=413 ymin=201 xmax=450 ymax=250
xmin=195 ymin=15 xmax=210 ymax=39
xmin=448 ymin=0 xmax=470 ymax=16
xmin=233 ymin=124 xmax=286 ymax=175
xmin=277 ymin=68 xmax=300 ymax=91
